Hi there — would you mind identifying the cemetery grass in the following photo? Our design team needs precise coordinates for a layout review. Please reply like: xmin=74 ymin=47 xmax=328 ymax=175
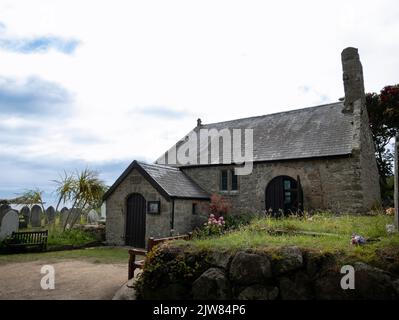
xmin=46 ymin=227 xmax=97 ymax=247
xmin=0 ymin=247 xmax=129 ymax=265
xmin=176 ymin=212 xmax=399 ymax=266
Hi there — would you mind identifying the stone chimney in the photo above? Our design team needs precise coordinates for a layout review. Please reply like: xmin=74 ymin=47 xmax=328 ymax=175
xmin=341 ymin=47 xmax=366 ymax=113
xmin=197 ymin=118 xmax=202 ymax=127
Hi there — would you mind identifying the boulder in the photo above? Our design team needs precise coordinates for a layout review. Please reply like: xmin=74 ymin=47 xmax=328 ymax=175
xmin=305 ymin=251 xmax=336 ymax=277
xmin=273 ymin=246 xmax=303 ymax=275
xmin=353 ymin=262 xmax=397 ymax=300
xmin=314 ymin=269 xmax=354 ymax=300
xmin=207 ymin=250 xmax=234 ymax=270
xmin=192 ymin=268 xmax=231 ymax=300
xmin=229 ymin=251 xmax=272 ymax=285
xmin=279 ymin=272 xmax=312 ymax=300
xmin=238 ymin=285 xmax=279 ymax=300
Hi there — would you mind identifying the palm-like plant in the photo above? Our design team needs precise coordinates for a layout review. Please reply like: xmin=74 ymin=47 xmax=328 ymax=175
xmin=53 ymin=171 xmax=74 ymax=213
xmin=60 ymin=168 xmax=107 ymax=230
xmin=14 ymin=189 xmax=46 ymax=213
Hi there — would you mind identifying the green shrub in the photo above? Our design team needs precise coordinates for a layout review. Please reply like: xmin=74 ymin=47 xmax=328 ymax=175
xmin=47 ymin=227 xmax=97 ymax=246
xmin=224 ymin=213 xmax=254 ymax=230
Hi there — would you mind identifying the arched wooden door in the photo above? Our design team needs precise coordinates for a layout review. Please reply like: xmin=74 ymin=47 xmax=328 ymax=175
xmin=265 ymin=175 xmax=303 ymax=216
xmin=125 ymin=193 xmax=146 ymax=248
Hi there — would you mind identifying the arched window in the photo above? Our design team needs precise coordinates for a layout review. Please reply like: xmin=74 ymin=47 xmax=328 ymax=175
xmin=265 ymin=175 xmax=303 ymax=216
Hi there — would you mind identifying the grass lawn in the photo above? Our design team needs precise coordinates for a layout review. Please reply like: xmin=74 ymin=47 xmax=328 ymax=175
xmin=0 ymin=247 xmax=130 ymax=265
xmin=179 ymin=213 xmax=399 ymax=265
xmin=46 ymin=227 xmax=98 ymax=247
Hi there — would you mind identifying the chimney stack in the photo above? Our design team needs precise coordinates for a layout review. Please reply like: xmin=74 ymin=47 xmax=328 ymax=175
xmin=341 ymin=47 xmax=365 ymax=113
xmin=197 ymin=118 xmax=202 ymax=127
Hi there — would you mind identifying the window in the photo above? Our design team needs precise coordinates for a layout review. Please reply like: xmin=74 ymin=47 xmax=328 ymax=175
xmin=220 ymin=170 xmax=228 ymax=191
xmin=231 ymin=169 xmax=238 ymax=191
xmin=147 ymin=201 xmax=160 ymax=214
xmin=192 ymin=203 xmax=198 ymax=215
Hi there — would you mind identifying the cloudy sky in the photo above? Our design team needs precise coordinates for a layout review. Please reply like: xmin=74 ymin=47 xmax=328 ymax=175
xmin=0 ymin=0 xmax=398 ymax=205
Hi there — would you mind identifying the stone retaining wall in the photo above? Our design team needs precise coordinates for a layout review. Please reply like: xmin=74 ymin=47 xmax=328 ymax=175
xmin=135 ymin=244 xmax=399 ymax=300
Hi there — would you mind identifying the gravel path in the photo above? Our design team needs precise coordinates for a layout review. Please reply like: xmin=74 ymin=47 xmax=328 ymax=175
xmin=0 ymin=260 xmax=128 ymax=300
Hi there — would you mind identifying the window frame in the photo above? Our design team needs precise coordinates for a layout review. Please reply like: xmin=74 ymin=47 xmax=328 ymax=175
xmin=220 ymin=169 xmax=228 ymax=191
xmin=231 ymin=169 xmax=239 ymax=191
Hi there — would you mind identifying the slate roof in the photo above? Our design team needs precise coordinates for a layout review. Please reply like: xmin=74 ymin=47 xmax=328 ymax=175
xmin=156 ymin=102 xmax=354 ymax=166
xmin=103 ymin=160 xmax=210 ymax=201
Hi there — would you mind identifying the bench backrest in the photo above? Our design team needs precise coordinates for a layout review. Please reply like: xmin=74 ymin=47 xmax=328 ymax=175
xmin=147 ymin=233 xmax=191 ymax=251
xmin=11 ymin=230 xmax=48 ymax=244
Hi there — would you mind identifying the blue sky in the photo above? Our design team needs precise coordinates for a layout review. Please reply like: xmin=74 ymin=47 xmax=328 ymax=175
xmin=0 ymin=0 xmax=398 ymax=206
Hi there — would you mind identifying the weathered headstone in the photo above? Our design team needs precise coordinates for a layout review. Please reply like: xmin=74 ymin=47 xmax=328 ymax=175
xmin=20 ymin=206 xmax=30 ymax=226
xmin=60 ymin=207 xmax=69 ymax=227
xmin=395 ymin=134 xmax=399 ymax=231
xmin=69 ymin=208 xmax=82 ymax=226
xmin=0 ymin=204 xmax=11 ymax=222
xmin=100 ymin=202 xmax=106 ymax=220
xmin=0 ymin=209 xmax=19 ymax=241
xmin=31 ymin=205 xmax=42 ymax=228
xmin=87 ymin=209 xmax=99 ymax=224
xmin=46 ymin=206 xmax=56 ymax=224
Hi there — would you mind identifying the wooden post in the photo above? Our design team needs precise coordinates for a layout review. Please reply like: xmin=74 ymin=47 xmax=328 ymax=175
xmin=395 ymin=134 xmax=399 ymax=231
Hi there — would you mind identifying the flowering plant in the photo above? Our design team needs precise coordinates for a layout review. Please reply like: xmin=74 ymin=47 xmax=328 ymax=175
xmin=385 ymin=208 xmax=395 ymax=216
xmin=209 ymin=194 xmax=231 ymax=216
xmin=193 ymin=214 xmax=226 ymax=238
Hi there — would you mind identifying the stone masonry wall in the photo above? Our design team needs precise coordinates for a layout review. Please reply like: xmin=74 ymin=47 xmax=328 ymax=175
xmin=356 ymin=103 xmax=381 ymax=209
xmin=106 ymin=168 xmax=210 ymax=246
xmin=106 ymin=168 xmax=171 ymax=246
xmin=182 ymin=155 xmax=370 ymax=214
xmin=136 ymin=244 xmax=399 ymax=300
xmin=173 ymin=199 xmax=209 ymax=235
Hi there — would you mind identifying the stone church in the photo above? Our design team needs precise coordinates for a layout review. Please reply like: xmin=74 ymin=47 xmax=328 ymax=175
xmin=104 ymin=47 xmax=380 ymax=247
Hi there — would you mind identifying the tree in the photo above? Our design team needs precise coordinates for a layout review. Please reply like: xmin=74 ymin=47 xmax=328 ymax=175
xmin=53 ymin=168 xmax=107 ymax=231
xmin=366 ymin=84 xmax=399 ymax=201
xmin=12 ymin=189 xmax=46 ymax=213
xmin=52 ymin=171 xmax=74 ymax=213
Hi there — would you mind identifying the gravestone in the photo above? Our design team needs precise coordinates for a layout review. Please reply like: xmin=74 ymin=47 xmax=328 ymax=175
xmin=0 ymin=204 xmax=11 ymax=222
xmin=87 ymin=209 xmax=99 ymax=224
xmin=60 ymin=207 xmax=69 ymax=227
xmin=21 ymin=206 xmax=31 ymax=226
xmin=100 ymin=202 xmax=106 ymax=220
xmin=69 ymin=208 xmax=82 ymax=226
xmin=0 ymin=210 xmax=19 ymax=241
xmin=395 ymin=134 xmax=399 ymax=231
xmin=31 ymin=205 xmax=42 ymax=227
xmin=46 ymin=206 xmax=56 ymax=224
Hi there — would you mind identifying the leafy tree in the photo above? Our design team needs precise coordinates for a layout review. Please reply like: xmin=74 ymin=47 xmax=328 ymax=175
xmin=366 ymin=84 xmax=399 ymax=202
xmin=12 ymin=189 xmax=46 ymax=213
xmin=52 ymin=171 xmax=74 ymax=213
xmin=53 ymin=168 xmax=107 ymax=231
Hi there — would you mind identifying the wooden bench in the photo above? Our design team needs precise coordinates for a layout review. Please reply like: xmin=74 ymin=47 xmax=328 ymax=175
xmin=6 ymin=230 xmax=48 ymax=252
xmin=128 ymin=233 xmax=192 ymax=280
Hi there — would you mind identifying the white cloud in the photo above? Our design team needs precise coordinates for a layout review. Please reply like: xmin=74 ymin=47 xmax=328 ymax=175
xmin=0 ymin=0 xmax=398 ymax=197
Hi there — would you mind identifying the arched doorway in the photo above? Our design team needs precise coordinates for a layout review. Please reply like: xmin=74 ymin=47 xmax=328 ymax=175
xmin=126 ymin=193 xmax=146 ymax=248
xmin=265 ymin=175 xmax=303 ymax=216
